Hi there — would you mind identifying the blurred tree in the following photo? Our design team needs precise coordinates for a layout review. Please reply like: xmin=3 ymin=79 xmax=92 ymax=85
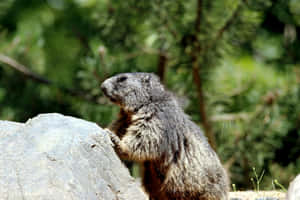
xmin=0 ymin=0 xmax=299 ymax=189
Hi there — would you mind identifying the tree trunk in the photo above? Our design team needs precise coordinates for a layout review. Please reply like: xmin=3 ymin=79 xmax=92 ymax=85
xmin=190 ymin=0 xmax=217 ymax=150
xmin=157 ymin=51 xmax=168 ymax=83
xmin=191 ymin=54 xmax=216 ymax=150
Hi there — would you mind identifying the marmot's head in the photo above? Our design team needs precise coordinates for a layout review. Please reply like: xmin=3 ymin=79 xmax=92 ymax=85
xmin=101 ymin=73 xmax=167 ymax=112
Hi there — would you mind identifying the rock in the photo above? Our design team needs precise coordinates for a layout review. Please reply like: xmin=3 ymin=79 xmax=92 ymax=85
xmin=229 ymin=191 xmax=286 ymax=200
xmin=0 ymin=113 xmax=148 ymax=200
xmin=0 ymin=120 xmax=24 ymax=138
xmin=287 ymin=174 xmax=300 ymax=200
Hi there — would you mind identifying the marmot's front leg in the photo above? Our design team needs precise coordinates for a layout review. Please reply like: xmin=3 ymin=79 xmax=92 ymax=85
xmin=107 ymin=109 xmax=130 ymax=138
xmin=108 ymin=122 xmax=165 ymax=162
xmin=104 ymin=128 xmax=130 ymax=160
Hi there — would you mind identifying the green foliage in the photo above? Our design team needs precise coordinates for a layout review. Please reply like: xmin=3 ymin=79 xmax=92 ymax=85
xmin=0 ymin=0 xmax=299 ymax=189
xmin=0 ymin=0 xmax=15 ymax=20
xmin=209 ymin=54 xmax=300 ymax=188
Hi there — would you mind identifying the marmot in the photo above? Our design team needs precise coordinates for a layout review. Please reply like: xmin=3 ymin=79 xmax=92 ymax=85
xmin=101 ymin=72 xmax=229 ymax=200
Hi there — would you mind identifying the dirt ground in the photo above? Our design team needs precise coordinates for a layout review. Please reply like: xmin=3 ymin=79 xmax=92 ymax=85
xmin=229 ymin=191 xmax=286 ymax=200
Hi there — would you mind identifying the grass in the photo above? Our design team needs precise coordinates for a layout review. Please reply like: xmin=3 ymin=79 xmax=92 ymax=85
xmin=251 ymin=167 xmax=265 ymax=191
xmin=232 ymin=167 xmax=287 ymax=192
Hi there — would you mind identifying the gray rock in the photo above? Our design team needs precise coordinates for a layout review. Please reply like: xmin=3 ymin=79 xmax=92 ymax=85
xmin=287 ymin=174 xmax=300 ymax=200
xmin=0 ymin=113 xmax=148 ymax=200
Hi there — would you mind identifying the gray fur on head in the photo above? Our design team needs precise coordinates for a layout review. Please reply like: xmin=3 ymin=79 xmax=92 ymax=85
xmin=101 ymin=72 xmax=169 ymax=112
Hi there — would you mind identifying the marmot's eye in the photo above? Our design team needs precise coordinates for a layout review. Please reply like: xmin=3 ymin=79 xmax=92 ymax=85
xmin=117 ymin=76 xmax=127 ymax=83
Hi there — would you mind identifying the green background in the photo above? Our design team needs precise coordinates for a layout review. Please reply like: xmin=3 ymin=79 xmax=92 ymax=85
xmin=0 ymin=0 xmax=299 ymax=190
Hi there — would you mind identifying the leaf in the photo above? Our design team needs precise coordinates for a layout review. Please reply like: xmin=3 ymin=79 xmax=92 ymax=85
xmin=0 ymin=0 xmax=15 ymax=20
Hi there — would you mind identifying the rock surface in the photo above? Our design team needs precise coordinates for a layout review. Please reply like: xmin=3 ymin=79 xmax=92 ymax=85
xmin=229 ymin=191 xmax=286 ymax=200
xmin=0 ymin=113 xmax=148 ymax=200
xmin=287 ymin=174 xmax=300 ymax=200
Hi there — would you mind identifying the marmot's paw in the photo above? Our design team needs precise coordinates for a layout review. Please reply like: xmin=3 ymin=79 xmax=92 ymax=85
xmin=104 ymin=128 xmax=113 ymax=135
xmin=104 ymin=128 xmax=120 ymax=145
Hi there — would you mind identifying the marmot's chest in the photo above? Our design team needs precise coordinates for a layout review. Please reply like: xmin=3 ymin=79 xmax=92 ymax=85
xmin=142 ymin=161 xmax=168 ymax=198
xmin=125 ymin=112 xmax=156 ymax=130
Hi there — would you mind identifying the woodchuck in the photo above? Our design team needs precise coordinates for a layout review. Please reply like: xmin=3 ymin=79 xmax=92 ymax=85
xmin=101 ymin=72 xmax=229 ymax=200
